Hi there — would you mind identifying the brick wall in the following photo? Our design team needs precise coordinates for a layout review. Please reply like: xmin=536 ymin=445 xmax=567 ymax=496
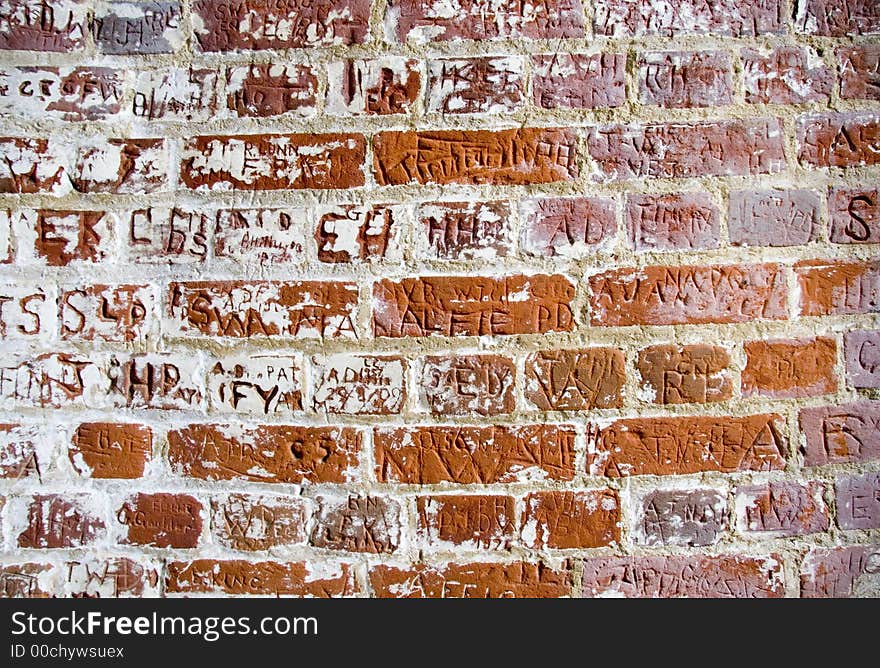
xmin=0 ymin=0 xmax=878 ymax=598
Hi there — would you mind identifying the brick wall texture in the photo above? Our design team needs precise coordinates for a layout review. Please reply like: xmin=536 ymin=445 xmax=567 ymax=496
xmin=0 ymin=0 xmax=878 ymax=599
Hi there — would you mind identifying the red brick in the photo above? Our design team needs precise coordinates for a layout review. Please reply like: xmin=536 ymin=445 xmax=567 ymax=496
xmin=316 ymin=204 xmax=402 ymax=263
xmin=132 ymin=68 xmax=221 ymax=122
xmin=105 ymin=354 xmax=204 ymax=411
xmin=0 ymin=285 xmax=52 ymax=339
xmin=117 ymin=493 xmax=202 ymax=548
xmin=23 ymin=209 xmax=111 ymax=266
xmin=375 ymin=425 xmax=577 ymax=484
xmin=181 ymin=133 xmax=366 ymax=190
xmin=16 ymin=494 xmax=105 ymax=548
xmin=91 ymin=1 xmax=182 ymax=54
xmin=70 ymin=422 xmax=152 ymax=479
xmin=370 ymin=562 xmax=571 ymax=598
xmin=735 ymin=481 xmax=829 ymax=536
xmin=829 ymin=187 xmax=880 ymax=244
xmin=192 ymin=0 xmax=370 ymax=51
xmin=373 ymin=274 xmax=574 ymax=338
xmin=798 ymin=113 xmax=880 ymax=168
xmin=581 ymin=555 xmax=784 ymax=598
xmin=167 ymin=424 xmax=360 ymax=484
xmin=520 ymin=197 xmax=616 ymax=257
xmin=839 ymin=47 xmax=880 ymax=100
xmin=588 ymin=414 xmax=787 ymax=477
xmin=418 ymin=201 xmax=512 ymax=260
xmin=418 ymin=495 xmax=515 ymax=549
xmin=60 ymin=284 xmax=151 ymax=342
xmin=522 ymin=490 xmax=620 ymax=549
xmin=532 ymin=53 xmax=625 ymax=109
xmin=62 ymin=557 xmax=160 ymax=598
xmin=226 ymin=64 xmax=318 ymax=117
xmin=125 ymin=208 xmax=210 ymax=263
xmin=801 ymin=546 xmax=880 ymax=597
xmin=636 ymin=344 xmax=733 ymax=405
xmin=0 ymin=424 xmax=42 ymax=480
xmin=373 ymin=129 xmax=578 ymax=186
xmin=800 ymin=401 xmax=880 ymax=467
xmin=169 ymin=281 xmax=358 ymax=339
xmin=210 ymin=494 xmax=307 ymax=551
xmin=0 ymin=0 xmax=88 ymax=52
xmin=214 ymin=208 xmax=306 ymax=265
xmin=626 ymin=193 xmax=720 ymax=251
xmin=796 ymin=260 xmax=879 ymax=316
xmin=166 ymin=560 xmax=355 ymax=597
xmin=0 ymin=67 xmax=123 ymax=121
xmin=589 ymin=264 xmax=788 ymax=326
xmin=326 ymin=58 xmax=420 ymax=116
xmin=0 ymin=138 xmax=64 ymax=193
xmin=0 ymin=563 xmax=53 ymax=597
xmin=845 ymin=330 xmax=880 ymax=388
xmin=795 ymin=0 xmax=880 ymax=36
xmin=419 ymin=354 xmax=515 ymax=417
xmin=594 ymin=0 xmax=784 ymax=36
xmin=638 ymin=51 xmax=733 ymax=108
xmin=588 ymin=119 xmax=786 ymax=180
xmin=310 ymin=495 xmax=400 ymax=553
xmin=208 ymin=354 xmax=302 ymax=415
xmin=836 ymin=473 xmax=880 ymax=530
xmin=742 ymin=337 xmax=838 ymax=399
xmin=743 ymin=47 xmax=833 ymax=104
xmin=635 ymin=489 xmax=728 ymax=547
xmin=72 ymin=138 xmax=169 ymax=194
xmin=524 ymin=348 xmax=625 ymax=410
xmin=729 ymin=190 xmax=821 ymax=247
xmin=388 ymin=0 xmax=585 ymax=41
xmin=311 ymin=354 xmax=406 ymax=415
xmin=427 ymin=57 xmax=524 ymax=115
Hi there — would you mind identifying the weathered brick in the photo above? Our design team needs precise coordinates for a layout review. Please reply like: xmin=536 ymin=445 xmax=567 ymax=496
xmin=532 ymin=53 xmax=626 ymax=109
xmin=800 ymin=402 xmax=880 ymax=467
xmin=0 ymin=67 xmax=123 ymax=121
xmin=581 ymin=555 xmax=784 ymax=598
xmin=167 ymin=424 xmax=360 ymax=484
xmin=0 ymin=138 xmax=65 ymax=193
xmin=72 ymin=138 xmax=169 ymax=194
xmin=60 ymin=284 xmax=152 ymax=342
xmin=794 ymin=0 xmax=880 ymax=36
xmin=0 ymin=424 xmax=43 ymax=480
xmin=0 ymin=563 xmax=53 ymax=597
xmin=166 ymin=560 xmax=355 ymax=597
xmin=626 ymin=193 xmax=720 ymax=251
xmin=634 ymin=489 xmax=728 ymax=547
xmin=636 ymin=344 xmax=733 ymax=405
xmin=61 ymin=557 xmax=160 ymax=598
xmin=15 ymin=494 xmax=105 ymax=548
xmin=729 ymin=190 xmax=821 ymax=247
xmin=427 ymin=57 xmax=524 ymax=115
xmin=594 ymin=0 xmax=784 ymax=37
xmin=91 ymin=1 xmax=182 ymax=54
xmin=0 ymin=353 xmax=100 ymax=408
xmin=226 ymin=64 xmax=317 ymax=117
xmin=214 ymin=208 xmax=306 ymax=265
xmin=520 ymin=197 xmax=616 ymax=258
xmin=70 ymin=422 xmax=152 ymax=479
xmin=373 ymin=275 xmax=574 ymax=338
xmin=418 ymin=201 xmax=512 ymax=260
xmin=845 ymin=330 xmax=880 ymax=388
xmin=168 ymin=281 xmax=358 ymax=339
xmin=105 ymin=354 xmax=204 ymax=411
xmin=743 ymin=47 xmax=833 ymax=104
xmin=326 ymin=58 xmax=420 ymax=116
xmin=419 ymin=354 xmax=515 ymax=417
xmin=181 ymin=133 xmax=366 ymax=190
xmin=0 ymin=0 xmax=88 ymax=52
xmin=742 ymin=337 xmax=838 ymax=398
xmin=370 ymin=562 xmax=571 ymax=598
xmin=735 ymin=481 xmax=829 ymax=536
xmin=0 ymin=284 xmax=53 ymax=339
xmin=208 ymin=355 xmax=302 ymax=415
xmin=375 ymin=425 xmax=577 ymax=484
xmin=11 ymin=209 xmax=111 ymax=266
xmin=388 ymin=0 xmax=585 ymax=42
xmin=418 ymin=495 xmax=515 ymax=549
xmin=315 ymin=204 xmax=402 ymax=263
xmin=829 ymin=187 xmax=880 ymax=244
xmin=193 ymin=0 xmax=370 ymax=51
xmin=210 ymin=494 xmax=307 ymax=551
xmin=132 ymin=68 xmax=221 ymax=122
xmin=524 ymin=348 xmax=625 ymax=411
xmin=798 ymin=113 xmax=880 ymax=168
xmin=839 ymin=46 xmax=880 ymax=100
xmin=588 ymin=119 xmax=786 ymax=180
xmin=589 ymin=264 xmax=788 ymax=326
xmin=638 ymin=51 xmax=733 ymax=108
xmin=311 ymin=354 xmax=406 ymax=415
xmin=310 ymin=495 xmax=400 ymax=554
xmin=522 ymin=490 xmax=620 ymax=549
xmin=124 ymin=208 xmax=209 ymax=263
xmin=117 ymin=493 xmax=202 ymax=548
xmin=796 ymin=260 xmax=879 ymax=316
xmin=588 ymin=414 xmax=787 ymax=477
xmin=836 ymin=473 xmax=880 ymax=529
xmin=801 ymin=546 xmax=880 ymax=597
